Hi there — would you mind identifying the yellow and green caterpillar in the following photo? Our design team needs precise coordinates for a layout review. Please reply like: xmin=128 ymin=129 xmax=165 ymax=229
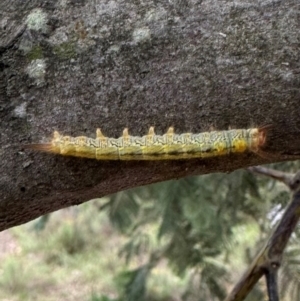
xmin=26 ymin=126 xmax=269 ymax=160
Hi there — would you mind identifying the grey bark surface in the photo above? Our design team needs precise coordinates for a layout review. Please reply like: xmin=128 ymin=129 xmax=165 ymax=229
xmin=1 ymin=0 xmax=300 ymax=231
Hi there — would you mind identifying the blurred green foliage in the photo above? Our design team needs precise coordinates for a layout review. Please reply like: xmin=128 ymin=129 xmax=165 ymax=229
xmin=100 ymin=161 xmax=300 ymax=301
xmin=2 ymin=161 xmax=300 ymax=301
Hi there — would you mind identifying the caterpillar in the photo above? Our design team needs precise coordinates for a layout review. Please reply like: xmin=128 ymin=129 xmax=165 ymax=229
xmin=25 ymin=126 xmax=270 ymax=160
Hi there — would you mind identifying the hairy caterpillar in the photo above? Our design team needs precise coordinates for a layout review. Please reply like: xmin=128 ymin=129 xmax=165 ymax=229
xmin=25 ymin=126 xmax=270 ymax=160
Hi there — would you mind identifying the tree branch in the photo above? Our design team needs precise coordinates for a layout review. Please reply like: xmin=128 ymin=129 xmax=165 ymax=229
xmin=225 ymin=170 xmax=300 ymax=301
xmin=1 ymin=0 xmax=300 ymax=229
xmin=265 ymin=266 xmax=279 ymax=301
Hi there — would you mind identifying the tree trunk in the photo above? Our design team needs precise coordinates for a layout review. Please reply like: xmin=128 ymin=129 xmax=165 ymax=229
xmin=1 ymin=0 xmax=300 ymax=231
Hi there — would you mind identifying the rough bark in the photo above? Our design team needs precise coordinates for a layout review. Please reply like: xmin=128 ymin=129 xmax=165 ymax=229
xmin=1 ymin=0 xmax=300 ymax=231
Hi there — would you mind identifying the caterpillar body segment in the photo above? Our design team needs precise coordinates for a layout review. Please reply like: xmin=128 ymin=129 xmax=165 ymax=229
xmin=25 ymin=126 xmax=269 ymax=160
